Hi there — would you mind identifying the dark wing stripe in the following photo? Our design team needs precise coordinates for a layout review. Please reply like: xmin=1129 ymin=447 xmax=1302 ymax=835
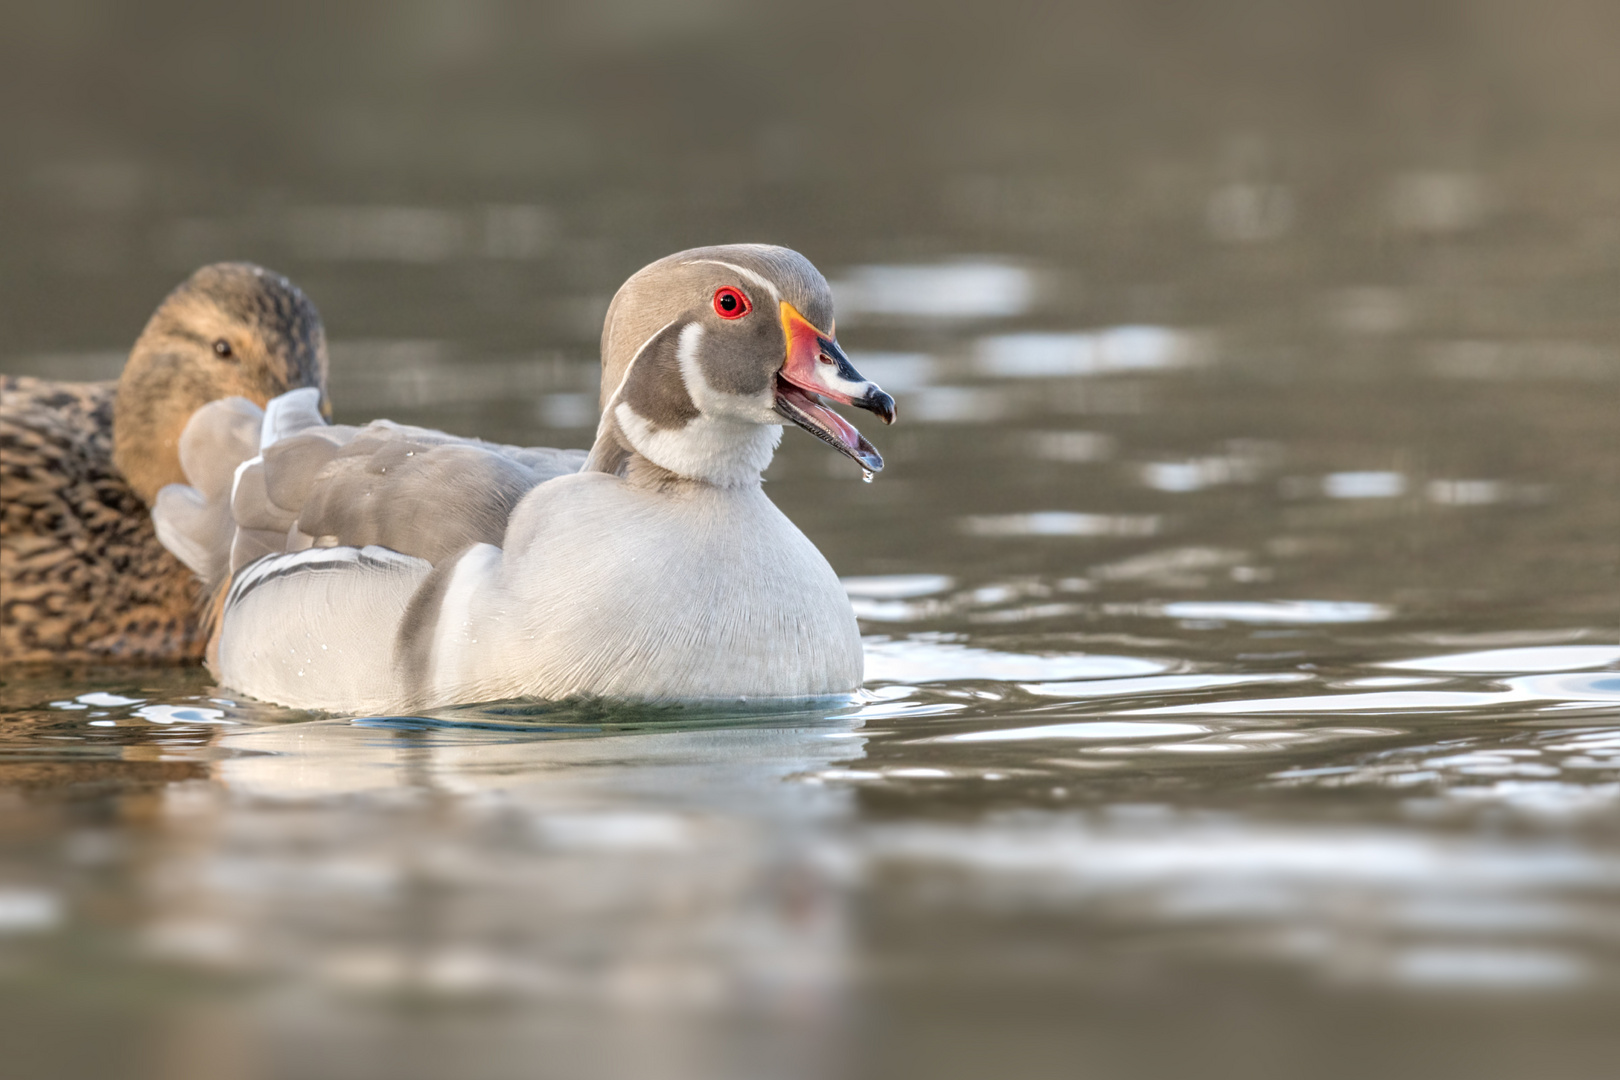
xmin=226 ymin=546 xmax=419 ymax=609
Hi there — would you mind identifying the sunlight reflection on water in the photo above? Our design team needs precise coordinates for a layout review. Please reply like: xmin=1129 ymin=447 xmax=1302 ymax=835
xmin=830 ymin=261 xmax=1037 ymax=322
xmin=1156 ymin=600 xmax=1394 ymax=623
xmin=862 ymin=638 xmax=1171 ymax=683
xmin=974 ymin=326 xmax=1207 ymax=378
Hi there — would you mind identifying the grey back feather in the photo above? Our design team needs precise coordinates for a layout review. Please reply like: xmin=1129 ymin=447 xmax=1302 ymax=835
xmin=293 ymin=430 xmax=560 ymax=564
xmin=154 ymin=388 xmax=588 ymax=591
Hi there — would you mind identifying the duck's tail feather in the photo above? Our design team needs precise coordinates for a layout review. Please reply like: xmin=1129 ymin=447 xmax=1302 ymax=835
xmin=259 ymin=385 xmax=327 ymax=449
xmin=153 ymin=396 xmax=265 ymax=591
xmin=152 ymin=389 xmax=333 ymax=594
xmin=152 ymin=482 xmax=218 ymax=580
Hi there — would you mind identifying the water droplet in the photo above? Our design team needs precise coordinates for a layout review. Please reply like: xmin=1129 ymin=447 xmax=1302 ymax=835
xmin=861 ymin=469 xmax=874 ymax=483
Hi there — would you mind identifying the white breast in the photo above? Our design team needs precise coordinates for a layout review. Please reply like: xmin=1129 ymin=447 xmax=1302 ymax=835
xmin=427 ymin=474 xmax=863 ymax=705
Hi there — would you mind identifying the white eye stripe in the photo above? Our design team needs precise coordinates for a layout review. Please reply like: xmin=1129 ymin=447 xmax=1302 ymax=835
xmin=685 ymin=259 xmax=781 ymax=303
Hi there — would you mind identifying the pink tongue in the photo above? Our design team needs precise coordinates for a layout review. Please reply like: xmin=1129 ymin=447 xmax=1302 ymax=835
xmin=780 ymin=383 xmax=861 ymax=449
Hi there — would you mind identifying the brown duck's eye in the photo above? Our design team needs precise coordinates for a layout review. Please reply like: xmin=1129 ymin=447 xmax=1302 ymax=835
xmin=713 ymin=287 xmax=751 ymax=319
xmin=212 ymin=339 xmax=234 ymax=359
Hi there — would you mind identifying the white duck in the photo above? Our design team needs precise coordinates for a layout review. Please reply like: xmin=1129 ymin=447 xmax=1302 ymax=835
xmin=153 ymin=245 xmax=896 ymax=713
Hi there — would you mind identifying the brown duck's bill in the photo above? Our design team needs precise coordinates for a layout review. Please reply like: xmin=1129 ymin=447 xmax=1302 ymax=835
xmin=775 ymin=301 xmax=896 ymax=473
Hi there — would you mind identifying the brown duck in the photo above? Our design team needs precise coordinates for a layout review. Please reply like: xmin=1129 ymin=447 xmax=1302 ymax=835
xmin=1 ymin=263 xmax=329 ymax=663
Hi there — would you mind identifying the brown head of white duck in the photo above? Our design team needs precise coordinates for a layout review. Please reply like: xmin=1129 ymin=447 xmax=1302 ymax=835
xmin=585 ymin=244 xmax=895 ymax=489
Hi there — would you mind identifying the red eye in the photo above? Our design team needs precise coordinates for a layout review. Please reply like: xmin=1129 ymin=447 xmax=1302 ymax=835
xmin=713 ymin=287 xmax=751 ymax=319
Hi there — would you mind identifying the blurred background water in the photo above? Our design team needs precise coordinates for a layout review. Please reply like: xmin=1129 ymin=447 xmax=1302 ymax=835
xmin=2 ymin=2 xmax=1619 ymax=1078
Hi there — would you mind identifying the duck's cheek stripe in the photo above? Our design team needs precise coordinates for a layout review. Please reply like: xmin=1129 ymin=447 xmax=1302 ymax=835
xmin=620 ymin=321 xmax=700 ymax=430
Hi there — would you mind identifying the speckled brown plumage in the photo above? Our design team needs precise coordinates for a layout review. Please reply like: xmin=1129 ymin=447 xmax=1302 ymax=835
xmin=1 ymin=263 xmax=328 ymax=664
xmin=1 ymin=375 xmax=203 ymax=661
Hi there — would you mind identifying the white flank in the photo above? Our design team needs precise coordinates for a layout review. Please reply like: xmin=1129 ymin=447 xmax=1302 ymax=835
xmin=429 ymin=543 xmax=503 ymax=696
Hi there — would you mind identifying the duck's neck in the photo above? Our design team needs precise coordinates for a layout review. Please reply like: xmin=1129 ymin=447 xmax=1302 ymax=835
xmin=111 ymin=356 xmax=195 ymax=505
xmin=621 ymin=453 xmax=698 ymax=492
xmin=586 ymin=405 xmax=781 ymax=491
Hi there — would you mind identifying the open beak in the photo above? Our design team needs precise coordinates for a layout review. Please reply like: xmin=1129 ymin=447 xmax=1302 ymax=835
xmin=775 ymin=301 xmax=896 ymax=473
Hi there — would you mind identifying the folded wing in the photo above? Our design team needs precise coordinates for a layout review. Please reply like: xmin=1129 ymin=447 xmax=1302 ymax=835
xmin=152 ymin=388 xmax=587 ymax=707
xmin=155 ymin=387 xmax=587 ymax=594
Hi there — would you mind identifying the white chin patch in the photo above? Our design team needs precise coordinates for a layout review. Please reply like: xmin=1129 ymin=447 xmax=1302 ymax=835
xmin=616 ymin=403 xmax=781 ymax=486
xmin=615 ymin=322 xmax=782 ymax=486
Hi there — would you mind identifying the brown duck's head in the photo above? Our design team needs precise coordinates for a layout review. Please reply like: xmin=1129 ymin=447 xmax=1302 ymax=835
xmin=114 ymin=262 xmax=330 ymax=503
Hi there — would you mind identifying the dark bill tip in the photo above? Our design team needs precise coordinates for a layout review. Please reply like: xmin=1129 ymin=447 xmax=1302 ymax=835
xmin=859 ymin=387 xmax=897 ymax=425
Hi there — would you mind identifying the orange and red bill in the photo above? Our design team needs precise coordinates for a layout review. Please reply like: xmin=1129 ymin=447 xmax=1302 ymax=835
xmin=775 ymin=301 xmax=896 ymax=472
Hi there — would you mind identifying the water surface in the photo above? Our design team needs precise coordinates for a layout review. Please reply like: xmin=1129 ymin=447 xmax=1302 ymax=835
xmin=3 ymin=3 xmax=1619 ymax=1078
